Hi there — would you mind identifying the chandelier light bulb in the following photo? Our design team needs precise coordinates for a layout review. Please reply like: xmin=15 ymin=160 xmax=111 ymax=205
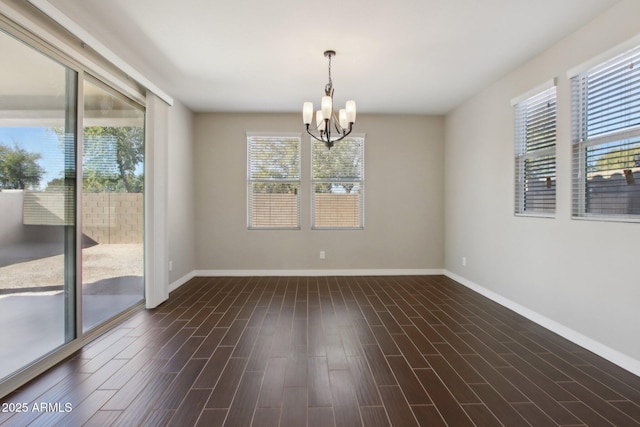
xmin=303 ymin=102 xmax=314 ymax=125
xmin=321 ymin=96 xmax=333 ymax=120
xmin=346 ymin=100 xmax=356 ymax=123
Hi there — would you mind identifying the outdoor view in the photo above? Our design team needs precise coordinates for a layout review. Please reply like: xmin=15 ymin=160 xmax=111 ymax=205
xmin=0 ymin=28 xmax=144 ymax=381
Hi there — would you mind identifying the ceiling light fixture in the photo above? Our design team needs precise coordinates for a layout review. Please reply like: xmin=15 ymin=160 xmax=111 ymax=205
xmin=303 ymin=50 xmax=356 ymax=149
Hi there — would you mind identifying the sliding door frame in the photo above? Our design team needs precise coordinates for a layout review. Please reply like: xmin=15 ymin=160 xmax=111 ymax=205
xmin=0 ymin=13 xmax=148 ymax=400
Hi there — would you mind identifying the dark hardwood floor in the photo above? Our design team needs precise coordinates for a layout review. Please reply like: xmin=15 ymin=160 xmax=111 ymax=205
xmin=1 ymin=275 xmax=639 ymax=426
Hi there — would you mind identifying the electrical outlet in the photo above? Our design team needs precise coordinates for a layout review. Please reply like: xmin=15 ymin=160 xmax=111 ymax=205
xmin=320 ymin=251 xmax=326 ymax=260
xmin=462 ymin=257 xmax=467 ymax=267
xmin=169 ymin=260 xmax=173 ymax=271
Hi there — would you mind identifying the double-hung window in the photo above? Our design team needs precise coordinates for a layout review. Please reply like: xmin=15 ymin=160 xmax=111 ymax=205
xmin=513 ymin=84 xmax=557 ymax=216
xmin=311 ymin=136 xmax=364 ymax=229
xmin=571 ymin=45 xmax=640 ymax=220
xmin=247 ymin=134 xmax=301 ymax=229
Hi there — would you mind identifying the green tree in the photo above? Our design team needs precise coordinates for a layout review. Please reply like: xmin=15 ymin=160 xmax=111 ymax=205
xmin=0 ymin=144 xmax=45 ymax=190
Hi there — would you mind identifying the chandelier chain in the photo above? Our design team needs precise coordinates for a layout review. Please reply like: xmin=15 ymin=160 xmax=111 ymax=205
xmin=325 ymin=53 xmax=333 ymax=93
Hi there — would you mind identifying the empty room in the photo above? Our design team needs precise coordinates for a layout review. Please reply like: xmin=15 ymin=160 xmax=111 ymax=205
xmin=0 ymin=0 xmax=639 ymax=425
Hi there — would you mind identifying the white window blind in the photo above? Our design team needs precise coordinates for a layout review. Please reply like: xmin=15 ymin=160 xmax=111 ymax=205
xmin=572 ymin=44 xmax=640 ymax=220
xmin=312 ymin=136 xmax=364 ymax=229
xmin=247 ymin=135 xmax=301 ymax=229
xmin=514 ymin=86 xmax=557 ymax=215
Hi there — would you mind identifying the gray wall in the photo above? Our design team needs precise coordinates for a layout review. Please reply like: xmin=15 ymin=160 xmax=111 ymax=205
xmin=0 ymin=191 xmax=63 ymax=245
xmin=0 ymin=191 xmax=25 ymax=244
xmin=444 ymin=0 xmax=640 ymax=361
xmin=194 ymin=113 xmax=444 ymax=272
xmin=168 ymin=100 xmax=196 ymax=283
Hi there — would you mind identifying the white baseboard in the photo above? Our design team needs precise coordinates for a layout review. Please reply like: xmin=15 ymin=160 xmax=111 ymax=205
xmin=169 ymin=270 xmax=197 ymax=292
xmin=444 ymin=270 xmax=640 ymax=377
xmin=195 ymin=268 xmax=444 ymax=277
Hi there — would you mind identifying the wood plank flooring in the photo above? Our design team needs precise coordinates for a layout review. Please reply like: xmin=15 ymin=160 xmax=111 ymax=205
xmin=1 ymin=275 xmax=640 ymax=426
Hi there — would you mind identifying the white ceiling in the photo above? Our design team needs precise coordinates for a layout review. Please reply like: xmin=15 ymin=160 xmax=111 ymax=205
xmin=42 ymin=0 xmax=619 ymax=114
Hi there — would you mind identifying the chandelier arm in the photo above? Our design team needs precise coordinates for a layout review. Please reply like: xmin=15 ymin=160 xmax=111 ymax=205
xmin=305 ymin=125 xmax=327 ymax=143
xmin=332 ymin=124 xmax=353 ymax=143
xmin=306 ymin=122 xmax=354 ymax=145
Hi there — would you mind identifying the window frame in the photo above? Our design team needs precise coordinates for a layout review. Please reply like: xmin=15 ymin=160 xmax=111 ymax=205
xmin=311 ymin=135 xmax=365 ymax=230
xmin=571 ymin=44 xmax=640 ymax=222
xmin=513 ymin=82 xmax=558 ymax=217
xmin=246 ymin=133 xmax=302 ymax=230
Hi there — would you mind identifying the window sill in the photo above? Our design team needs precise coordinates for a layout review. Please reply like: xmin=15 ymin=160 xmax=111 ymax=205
xmin=571 ymin=215 xmax=640 ymax=224
xmin=514 ymin=213 xmax=555 ymax=219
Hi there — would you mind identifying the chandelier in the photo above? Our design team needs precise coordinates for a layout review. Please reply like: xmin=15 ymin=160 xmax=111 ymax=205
xmin=303 ymin=50 xmax=356 ymax=149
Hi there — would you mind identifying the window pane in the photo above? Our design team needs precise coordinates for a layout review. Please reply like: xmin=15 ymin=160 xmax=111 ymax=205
xmin=312 ymin=137 xmax=364 ymax=228
xmin=0 ymin=29 xmax=77 ymax=380
xmin=82 ymin=79 xmax=145 ymax=332
xmin=249 ymin=183 xmax=299 ymax=228
xmin=580 ymin=48 xmax=640 ymax=139
xmin=312 ymin=138 xmax=364 ymax=180
xmin=514 ymin=86 xmax=556 ymax=215
xmin=583 ymin=138 xmax=640 ymax=215
xmin=248 ymin=137 xmax=300 ymax=180
xmin=247 ymin=135 xmax=301 ymax=229
xmin=572 ymin=45 xmax=640 ymax=219
xmin=522 ymin=155 xmax=556 ymax=213
xmin=313 ymin=183 xmax=362 ymax=228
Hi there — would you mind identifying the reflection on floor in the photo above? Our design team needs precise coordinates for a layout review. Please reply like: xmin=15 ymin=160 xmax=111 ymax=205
xmin=0 ymin=292 xmax=65 ymax=381
xmin=0 ymin=243 xmax=143 ymax=381
xmin=0 ymin=284 xmax=143 ymax=381
xmin=83 ymin=276 xmax=144 ymax=331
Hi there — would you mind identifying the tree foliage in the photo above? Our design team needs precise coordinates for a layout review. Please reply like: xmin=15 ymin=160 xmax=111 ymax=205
xmin=0 ymin=144 xmax=45 ymax=190
xmin=48 ymin=126 xmax=144 ymax=193
xmin=249 ymin=138 xmax=299 ymax=194
xmin=312 ymin=139 xmax=363 ymax=193
xmin=83 ymin=126 xmax=144 ymax=193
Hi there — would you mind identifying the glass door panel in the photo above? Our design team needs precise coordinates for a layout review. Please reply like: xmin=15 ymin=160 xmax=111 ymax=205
xmin=0 ymin=29 xmax=77 ymax=380
xmin=82 ymin=80 xmax=144 ymax=331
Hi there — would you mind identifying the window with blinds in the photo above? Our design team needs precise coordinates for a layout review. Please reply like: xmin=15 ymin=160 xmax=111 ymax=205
xmin=571 ymin=44 xmax=640 ymax=220
xmin=247 ymin=134 xmax=301 ymax=229
xmin=312 ymin=136 xmax=364 ymax=229
xmin=514 ymin=85 xmax=557 ymax=216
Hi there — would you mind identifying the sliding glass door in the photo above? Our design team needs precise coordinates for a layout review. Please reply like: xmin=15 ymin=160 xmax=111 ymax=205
xmin=0 ymin=29 xmax=77 ymax=380
xmin=82 ymin=80 xmax=145 ymax=331
xmin=0 ymin=22 xmax=145 ymax=383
